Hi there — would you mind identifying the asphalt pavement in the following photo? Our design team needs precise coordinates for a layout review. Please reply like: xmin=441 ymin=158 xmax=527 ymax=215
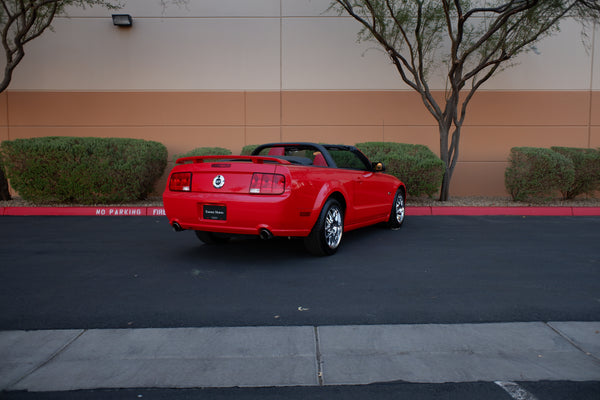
xmin=1 ymin=216 xmax=599 ymax=330
xmin=0 ymin=215 xmax=599 ymax=396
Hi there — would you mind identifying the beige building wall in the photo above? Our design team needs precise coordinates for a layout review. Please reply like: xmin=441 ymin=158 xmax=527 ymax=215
xmin=1 ymin=0 xmax=598 ymax=197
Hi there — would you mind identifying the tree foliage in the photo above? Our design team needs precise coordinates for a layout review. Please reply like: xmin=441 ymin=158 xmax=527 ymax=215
xmin=331 ymin=0 xmax=600 ymax=200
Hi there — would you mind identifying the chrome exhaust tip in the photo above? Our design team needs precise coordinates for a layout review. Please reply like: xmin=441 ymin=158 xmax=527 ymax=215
xmin=172 ymin=222 xmax=184 ymax=232
xmin=259 ymin=228 xmax=273 ymax=240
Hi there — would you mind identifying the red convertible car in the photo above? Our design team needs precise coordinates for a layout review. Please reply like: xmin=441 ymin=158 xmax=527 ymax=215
xmin=163 ymin=143 xmax=406 ymax=256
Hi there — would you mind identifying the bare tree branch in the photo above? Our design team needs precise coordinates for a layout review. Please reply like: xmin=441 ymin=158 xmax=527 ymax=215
xmin=0 ymin=0 xmax=123 ymax=93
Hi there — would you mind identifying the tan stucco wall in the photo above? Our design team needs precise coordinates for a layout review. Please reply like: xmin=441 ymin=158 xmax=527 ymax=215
xmin=1 ymin=1 xmax=597 ymax=198
xmin=0 ymin=92 xmax=7 ymax=143
xmin=2 ymin=89 xmax=598 ymax=197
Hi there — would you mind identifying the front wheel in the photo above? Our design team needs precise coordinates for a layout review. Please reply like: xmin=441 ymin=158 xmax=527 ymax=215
xmin=304 ymin=198 xmax=344 ymax=256
xmin=386 ymin=188 xmax=405 ymax=230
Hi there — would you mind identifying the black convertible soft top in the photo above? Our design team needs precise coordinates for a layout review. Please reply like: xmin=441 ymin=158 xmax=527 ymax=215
xmin=252 ymin=142 xmax=368 ymax=169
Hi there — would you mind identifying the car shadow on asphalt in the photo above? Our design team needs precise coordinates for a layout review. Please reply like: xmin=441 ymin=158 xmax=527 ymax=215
xmin=176 ymin=235 xmax=312 ymax=262
xmin=168 ymin=226 xmax=393 ymax=268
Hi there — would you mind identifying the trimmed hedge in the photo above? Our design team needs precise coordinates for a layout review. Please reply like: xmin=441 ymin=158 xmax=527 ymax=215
xmin=505 ymin=147 xmax=575 ymax=202
xmin=551 ymin=146 xmax=600 ymax=199
xmin=174 ymin=147 xmax=232 ymax=161
xmin=241 ymin=144 xmax=259 ymax=155
xmin=356 ymin=142 xmax=445 ymax=197
xmin=0 ymin=137 xmax=167 ymax=204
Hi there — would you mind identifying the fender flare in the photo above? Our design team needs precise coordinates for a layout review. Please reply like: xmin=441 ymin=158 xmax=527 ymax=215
xmin=308 ymin=182 xmax=350 ymax=228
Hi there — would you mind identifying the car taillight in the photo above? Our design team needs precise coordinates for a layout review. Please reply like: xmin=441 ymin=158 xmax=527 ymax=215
xmin=169 ymin=172 xmax=192 ymax=191
xmin=249 ymin=173 xmax=285 ymax=194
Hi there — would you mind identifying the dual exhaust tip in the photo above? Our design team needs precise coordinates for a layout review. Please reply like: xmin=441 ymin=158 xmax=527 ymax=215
xmin=172 ymin=222 xmax=184 ymax=232
xmin=258 ymin=228 xmax=273 ymax=240
xmin=172 ymin=222 xmax=273 ymax=240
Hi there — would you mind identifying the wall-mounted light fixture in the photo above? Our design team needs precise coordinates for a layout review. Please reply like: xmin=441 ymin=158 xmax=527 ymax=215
xmin=112 ymin=14 xmax=133 ymax=27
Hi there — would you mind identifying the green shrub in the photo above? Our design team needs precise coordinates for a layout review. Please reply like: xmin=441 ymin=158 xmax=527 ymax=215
xmin=0 ymin=137 xmax=167 ymax=204
xmin=505 ymin=147 xmax=575 ymax=202
xmin=173 ymin=147 xmax=232 ymax=161
xmin=241 ymin=144 xmax=259 ymax=155
xmin=551 ymin=146 xmax=600 ymax=199
xmin=356 ymin=142 xmax=445 ymax=197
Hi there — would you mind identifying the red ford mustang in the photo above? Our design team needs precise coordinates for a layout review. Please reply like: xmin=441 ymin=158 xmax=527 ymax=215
xmin=163 ymin=143 xmax=406 ymax=256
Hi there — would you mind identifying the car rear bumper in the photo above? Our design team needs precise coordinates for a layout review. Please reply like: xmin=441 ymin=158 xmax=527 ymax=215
xmin=163 ymin=191 xmax=315 ymax=237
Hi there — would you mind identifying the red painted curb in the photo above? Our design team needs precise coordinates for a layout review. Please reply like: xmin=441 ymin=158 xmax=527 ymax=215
xmin=406 ymin=207 xmax=432 ymax=216
xmin=572 ymin=207 xmax=600 ymax=216
xmin=3 ymin=207 xmax=154 ymax=216
xmin=431 ymin=207 xmax=575 ymax=216
xmin=1 ymin=206 xmax=599 ymax=217
xmin=147 ymin=207 xmax=167 ymax=217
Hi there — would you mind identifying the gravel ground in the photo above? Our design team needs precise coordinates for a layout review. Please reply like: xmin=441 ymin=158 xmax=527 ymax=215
xmin=2 ymin=195 xmax=599 ymax=208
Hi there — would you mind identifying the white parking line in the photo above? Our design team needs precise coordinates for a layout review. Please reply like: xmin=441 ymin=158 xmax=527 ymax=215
xmin=495 ymin=381 xmax=539 ymax=400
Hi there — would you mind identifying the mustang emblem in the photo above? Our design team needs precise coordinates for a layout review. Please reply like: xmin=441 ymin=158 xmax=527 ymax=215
xmin=213 ymin=175 xmax=225 ymax=189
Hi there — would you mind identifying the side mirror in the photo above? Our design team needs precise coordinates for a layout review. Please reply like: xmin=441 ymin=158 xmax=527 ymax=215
xmin=372 ymin=162 xmax=386 ymax=172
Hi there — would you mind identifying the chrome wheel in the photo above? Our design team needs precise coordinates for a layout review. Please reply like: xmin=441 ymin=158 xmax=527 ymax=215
xmin=324 ymin=205 xmax=343 ymax=249
xmin=394 ymin=191 xmax=405 ymax=225
xmin=304 ymin=198 xmax=344 ymax=256
xmin=386 ymin=189 xmax=405 ymax=229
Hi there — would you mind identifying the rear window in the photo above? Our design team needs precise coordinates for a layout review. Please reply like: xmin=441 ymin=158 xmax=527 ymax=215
xmin=255 ymin=146 xmax=317 ymax=166
xmin=254 ymin=144 xmax=371 ymax=170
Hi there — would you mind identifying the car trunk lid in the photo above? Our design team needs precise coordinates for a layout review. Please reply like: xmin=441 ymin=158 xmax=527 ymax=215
xmin=172 ymin=156 xmax=290 ymax=195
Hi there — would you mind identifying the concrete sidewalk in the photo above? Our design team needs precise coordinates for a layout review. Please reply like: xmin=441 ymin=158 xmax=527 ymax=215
xmin=1 ymin=322 xmax=599 ymax=392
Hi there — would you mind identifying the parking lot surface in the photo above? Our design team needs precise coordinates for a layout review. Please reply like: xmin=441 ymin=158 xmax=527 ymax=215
xmin=0 ymin=215 xmax=598 ymax=398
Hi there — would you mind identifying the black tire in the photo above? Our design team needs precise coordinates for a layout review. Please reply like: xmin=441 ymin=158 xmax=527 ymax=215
xmin=304 ymin=198 xmax=344 ymax=256
xmin=195 ymin=231 xmax=230 ymax=245
xmin=386 ymin=188 xmax=405 ymax=230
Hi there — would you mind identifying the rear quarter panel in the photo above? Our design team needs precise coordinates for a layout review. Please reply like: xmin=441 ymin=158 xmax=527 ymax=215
xmin=286 ymin=166 xmax=401 ymax=230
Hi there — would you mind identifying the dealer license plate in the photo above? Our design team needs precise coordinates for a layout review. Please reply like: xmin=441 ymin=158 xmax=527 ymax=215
xmin=203 ymin=205 xmax=227 ymax=221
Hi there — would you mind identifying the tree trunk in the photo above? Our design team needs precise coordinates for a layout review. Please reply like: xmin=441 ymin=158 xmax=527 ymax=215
xmin=0 ymin=166 xmax=11 ymax=201
xmin=437 ymin=119 xmax=459 ymax=202
xmin=439 ymin=169 xmax=452 ymax=201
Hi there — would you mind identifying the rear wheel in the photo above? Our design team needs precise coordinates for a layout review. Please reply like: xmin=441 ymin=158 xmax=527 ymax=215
xmin=386 ymin=188 xmax=405 ymax=230
xmin=195 ymin=231 xmax=230 ymax=244
xmin=304 ymin=198 xmax=344 ymax=256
